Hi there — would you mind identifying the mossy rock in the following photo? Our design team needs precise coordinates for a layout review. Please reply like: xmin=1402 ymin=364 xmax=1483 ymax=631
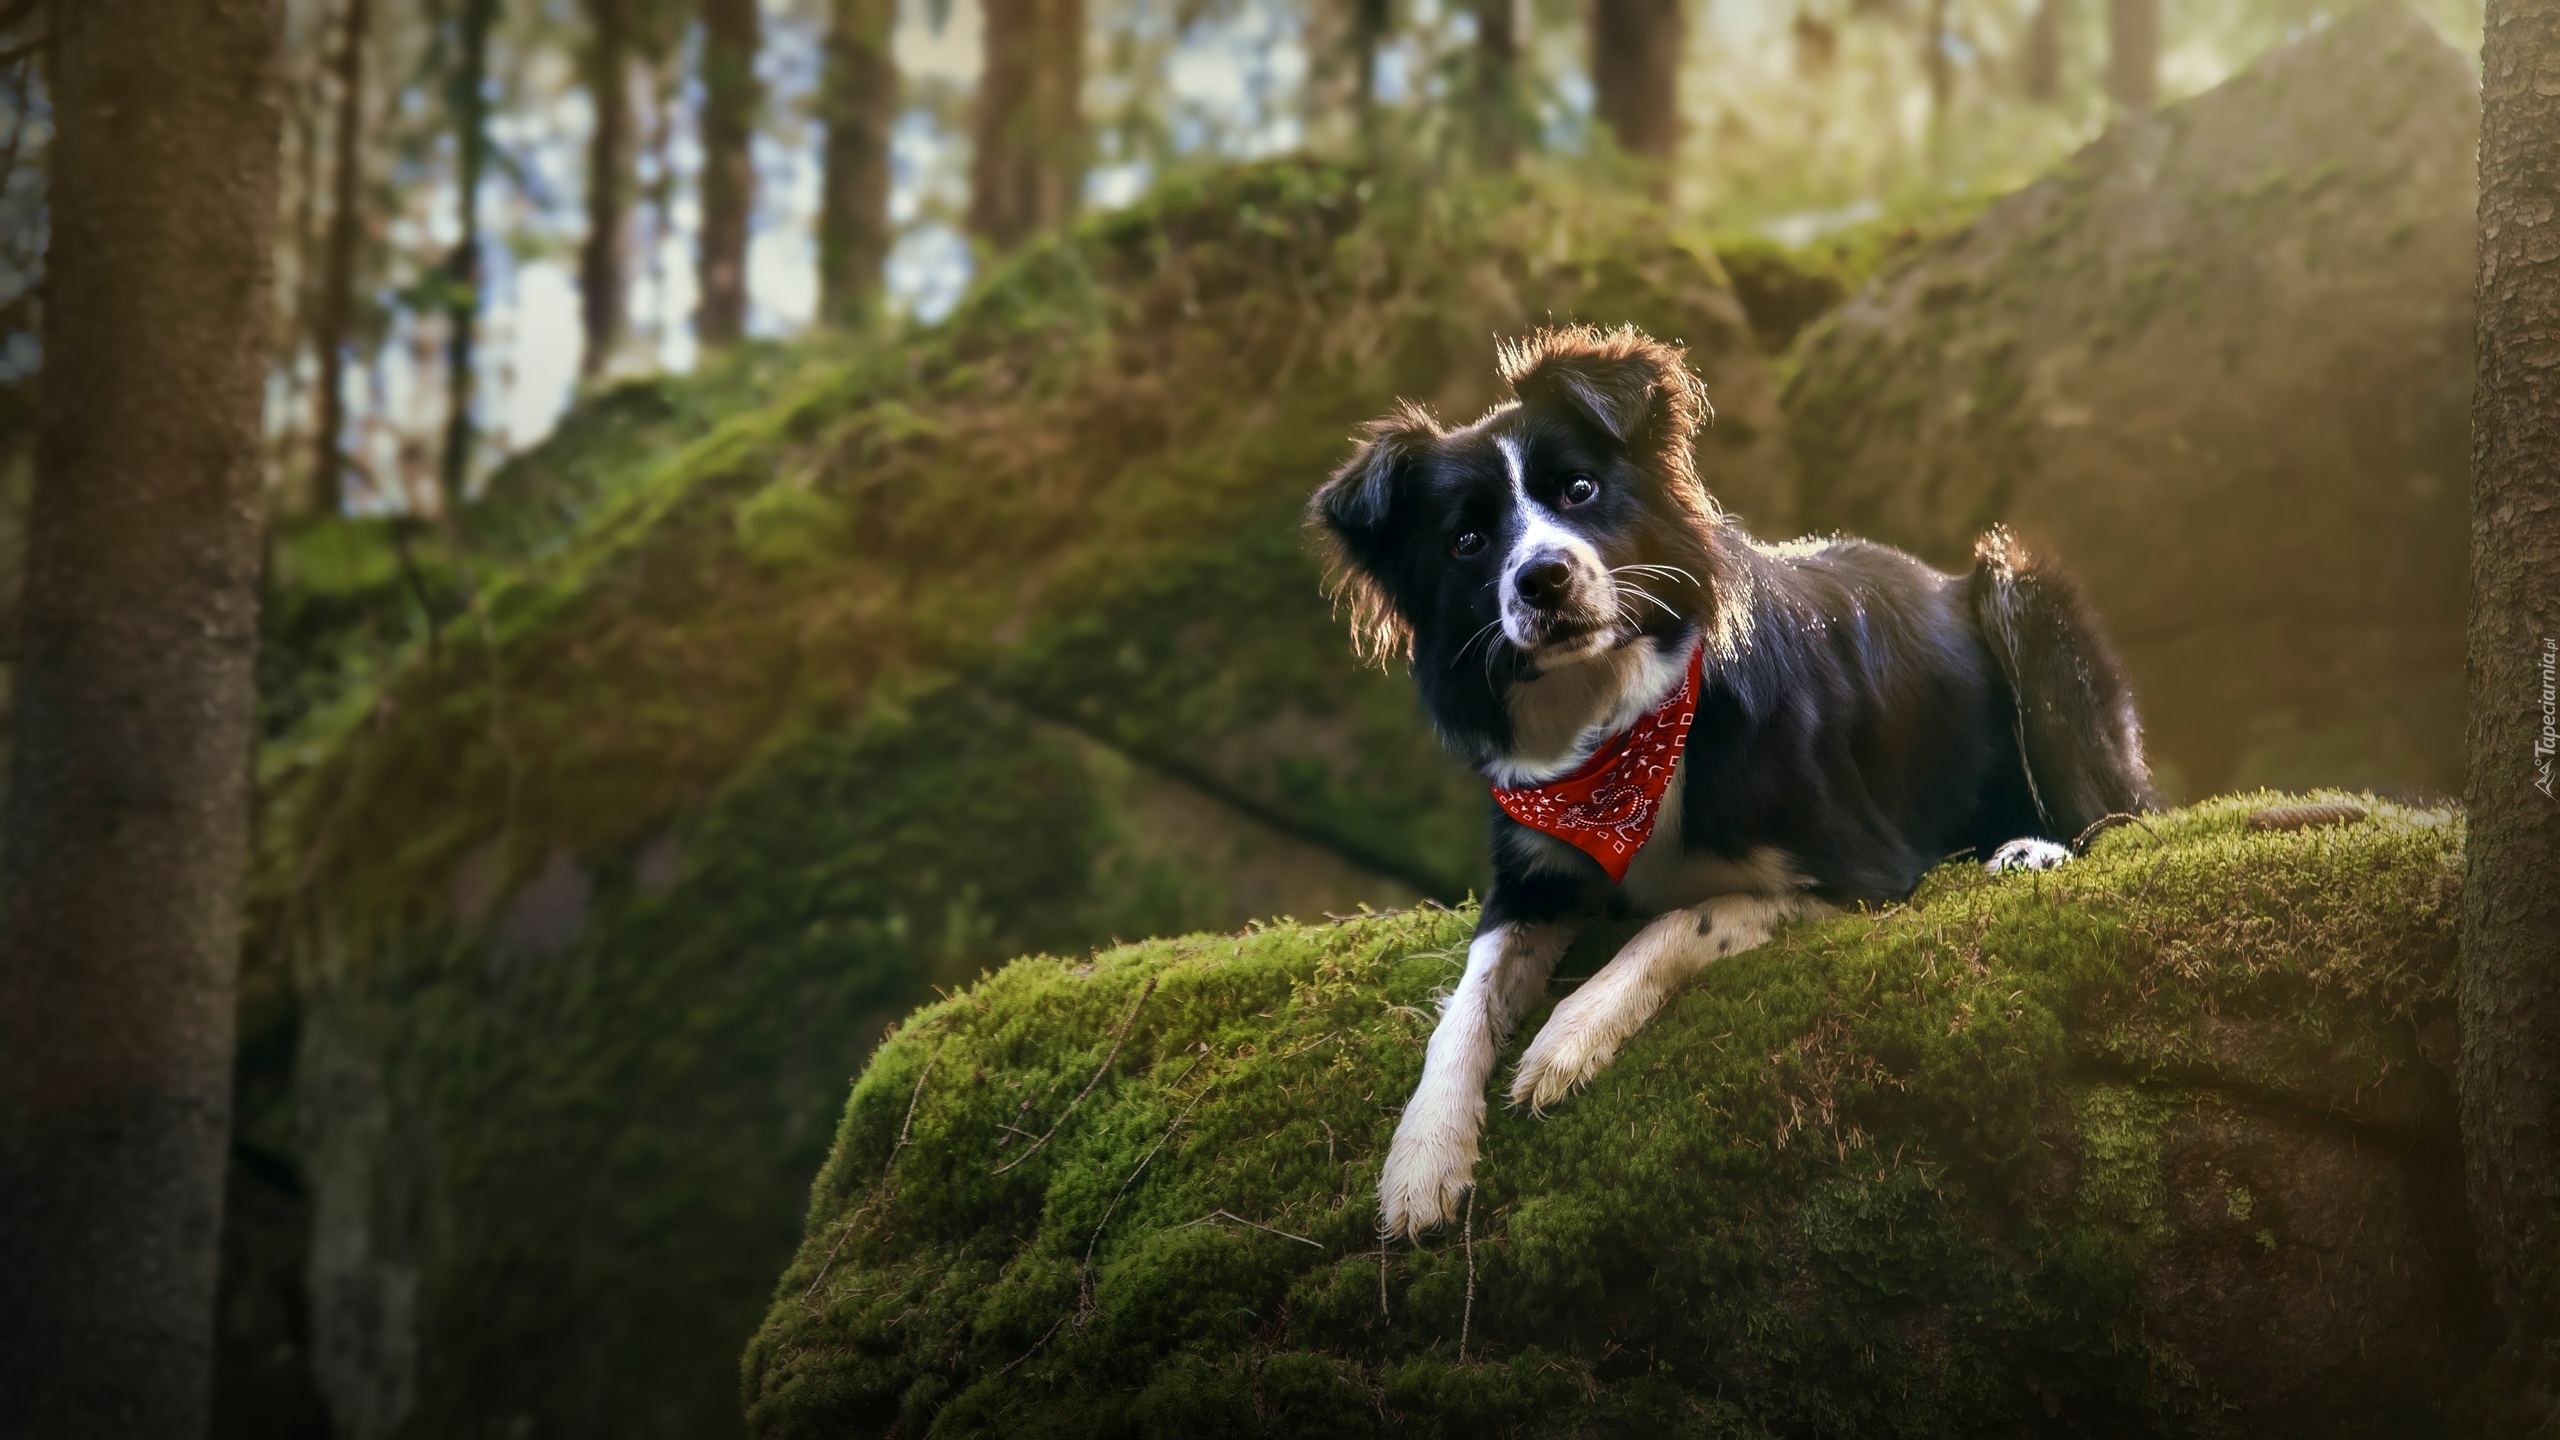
xmin=1783 ymin=5 xmax=2476 ymax=802
xmin=746 ymin=795 xmax=2485 ymax=1438
xmin=232 ymin=163 xmax=1792 ymax=1437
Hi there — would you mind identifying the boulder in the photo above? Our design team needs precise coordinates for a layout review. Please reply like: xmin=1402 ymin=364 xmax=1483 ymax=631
xmin=225 ymin=163 xmax=1791 ymax=1438
xmin=746 ymin=795 xmax=2486 ymax=1437
xmin=1783 ymin=5 xmax=2477 ymax=801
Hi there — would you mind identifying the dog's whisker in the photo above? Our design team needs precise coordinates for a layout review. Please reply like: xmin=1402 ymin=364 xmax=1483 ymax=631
xmin=1614 ymin=584 xmax=1683 ymax=622
xmin=1609 ymin=563 xmax=1699 ymax=589
xmin=1447 ymin=619 xmax=1504 ymax=672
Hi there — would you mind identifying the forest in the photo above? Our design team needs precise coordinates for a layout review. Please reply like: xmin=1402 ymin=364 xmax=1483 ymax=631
xmin=0 ymin=0 xmax=2555 ymax=1436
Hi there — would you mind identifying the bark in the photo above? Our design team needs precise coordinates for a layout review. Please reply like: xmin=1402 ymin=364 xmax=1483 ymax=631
xmin=440 ymin=0 xmax=494 ymax=510
xmin=581 ymin=0 xmax=632 ymax=376
xmin=817 ymin=0 xmax=896 ymax=327
xmin=0 ymin=0 xmax=284 ymax=1433
xmin=312 ymin=0 xmax=367 ymax=516
xmin=1590 ymin=0 xmax=1679 ymax=171
xmin=2022 ymin=0 xmax=2061 ymax=104
xmin=697 ymin=0 xmax=758 ymax=347
xmin=2464 ymin=0 xmax=2560 ymax=1413
xmin=968 ymin=0 xmax=1083 ymax=252
xmin=2106 ymin=0 xmax=2156 ymax=110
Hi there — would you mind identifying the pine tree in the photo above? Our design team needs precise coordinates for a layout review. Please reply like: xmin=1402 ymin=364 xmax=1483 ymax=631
xmin=1591 ymin=0 xmax=1680 ymax=174
xmin=2464 ymin=0 xmax=2560 ymax=1420
xmin=582 ymin=0 xmax=634 ymax=376
xmin=0 ymin=0 xmax=287 ymax=1431
xmin=818 ymin=0 xmax=896 ymax=325
xmin=697 ymin=0 xmax=758 ymax=346
xmin=439 ymin=0 xmax=496 ymax=509
xmin=969 ymin=0 xmax=1083 ymax=250
xmin=312 ymin=0 xmax=369 ymax=514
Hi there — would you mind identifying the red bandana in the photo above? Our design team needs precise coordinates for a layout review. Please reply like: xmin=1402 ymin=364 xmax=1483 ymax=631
xmin=1491 ymin=643 xmax=1704 ymax=883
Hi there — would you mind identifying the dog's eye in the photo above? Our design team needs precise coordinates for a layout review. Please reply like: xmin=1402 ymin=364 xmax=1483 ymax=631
xmin=1451 ymin=531 xmax=1487 ymax=558
xmin=1561 ymin=476 xmax=1599 ymax=507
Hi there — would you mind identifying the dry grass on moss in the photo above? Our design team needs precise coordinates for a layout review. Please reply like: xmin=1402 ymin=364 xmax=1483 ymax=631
xmin=745 ymin=792 xmax=2460 ymax=1438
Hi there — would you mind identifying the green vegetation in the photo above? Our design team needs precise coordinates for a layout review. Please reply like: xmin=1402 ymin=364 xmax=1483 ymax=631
xmin=238 ymin=160 xmax=1796 ymax=1436
xmin=747 ymin=794 xmax=2473 ymax=1437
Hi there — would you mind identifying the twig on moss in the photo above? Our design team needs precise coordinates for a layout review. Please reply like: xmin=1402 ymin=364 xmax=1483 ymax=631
xmin=796 ymin=1204 xmax=875 ymax=1315
xmin=801 ymin=1058 xmax=940 ymax=1314
xmin=1180 ymin=1209 xmax=1322 ymax=1248
xmin=1378 ymin=1235 xmax=1390 ymax=1319
xmin=995 ymin=978 xmax=1158 ymax=1176
xmin=996 ymin=1312 xmax=1070 ymax=1376
xmin=2074 ymin=811 xmax=2157 ymax=851
xmin=885 ymin=1057 xmax=936 ymax=1178
xmin=1079 ymin=1046 xmax=1213 ymax=1307
xmin=1459 ymin=1187 xmax=1477 ymax=1363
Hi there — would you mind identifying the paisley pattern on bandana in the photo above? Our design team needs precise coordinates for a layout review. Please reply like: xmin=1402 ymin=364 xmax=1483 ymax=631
xmin=1491 ymin=642 xmax=1703 ymax=883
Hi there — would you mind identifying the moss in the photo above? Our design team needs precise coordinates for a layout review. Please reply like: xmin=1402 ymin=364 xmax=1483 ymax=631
xmin=744 ymin=794 xmax=2462 ymax=1436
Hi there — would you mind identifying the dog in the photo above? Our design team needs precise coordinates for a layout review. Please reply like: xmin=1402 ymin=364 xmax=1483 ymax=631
xmin=1309 ymin=324 xmax=2157 ymax=1239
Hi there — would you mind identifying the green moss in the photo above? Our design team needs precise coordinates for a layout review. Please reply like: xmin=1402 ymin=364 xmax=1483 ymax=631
xmin=745 ymin=794 xmax=2460 ymax=1436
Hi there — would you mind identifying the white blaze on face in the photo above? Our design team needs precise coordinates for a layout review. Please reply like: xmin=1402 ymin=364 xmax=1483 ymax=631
xmin=1494 ymin=433 xmax=1608 ymax=651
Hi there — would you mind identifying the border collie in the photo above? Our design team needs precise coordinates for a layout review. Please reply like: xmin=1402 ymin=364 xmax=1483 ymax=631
xmin=1310 ymin=324 xmax=2157 ymax=1239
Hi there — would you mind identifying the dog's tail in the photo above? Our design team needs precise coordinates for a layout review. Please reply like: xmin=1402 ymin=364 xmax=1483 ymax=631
xmin=1969 ymin=527 xmax=2159 ymax=845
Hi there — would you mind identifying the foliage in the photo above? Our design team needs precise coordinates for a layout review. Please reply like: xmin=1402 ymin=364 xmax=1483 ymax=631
xmin=746 ymin=794 xmax=2468 ymax=1437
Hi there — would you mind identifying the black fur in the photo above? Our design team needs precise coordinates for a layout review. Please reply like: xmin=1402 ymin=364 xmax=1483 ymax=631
xmin=1312 ymin=324 xmax=2156 ymax=931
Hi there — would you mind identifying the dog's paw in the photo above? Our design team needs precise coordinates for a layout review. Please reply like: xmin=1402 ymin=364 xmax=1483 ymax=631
xmin=1508 ymin=992 xmax=1627 ymax=1114
xmin=1986 ymin=837 xmax=2072 ymax=874
xmin=1378 ymin=1092 xmax=1480 ymax=1238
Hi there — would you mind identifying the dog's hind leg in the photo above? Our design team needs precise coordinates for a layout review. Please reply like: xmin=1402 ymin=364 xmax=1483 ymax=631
xmin=1379 ymin=920 xmax=1576 ymax=1239
xmin=1969 ymin=526 xmax=2159 ymax=843
xmin=1509 ymin=892 xmax=1831 ymax=1114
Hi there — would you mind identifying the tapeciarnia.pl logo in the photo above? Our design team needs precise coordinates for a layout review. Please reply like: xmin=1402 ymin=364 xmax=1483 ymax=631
xmin=2537 ymin=636 xmax=2556 ymax=799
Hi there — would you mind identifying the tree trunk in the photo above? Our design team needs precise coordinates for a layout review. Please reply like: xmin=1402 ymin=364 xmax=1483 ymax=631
xmin=1353 ymin=0 xmax=1389 ymax=146
xmin=0 ymin=0 xmax=284 ymax=1432
xmin=312 ymin=0 xmax=368 ymax=516
xmin=1467 ymin=0 xmax=1523 ymax=169
xmin=581 ymin=0 xmax=632 ymax=377
xmin=440 ymin=0 xmax=495 ymax=511
xmin=2106 ymin=0 xmax=2156 ymax=110
xmin=2464 ymin=0 xmax=2560 ymax=1414
xmin=968 ymin=0 xmax=1082 ymax=252
xmin=817 ymin=0 xmax=896 ymax=327
xmin=1590 ymin=0 xmax=1679 ymax=173
xmin=697 ymin=0 xmax=758 ymax=347
xmin=2021 ymin=0 xmax=2061 ymax=104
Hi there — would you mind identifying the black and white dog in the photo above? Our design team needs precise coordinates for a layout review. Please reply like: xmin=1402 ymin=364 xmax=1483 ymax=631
xmin=1310 ymin=325 xmax=2156 ymax=1238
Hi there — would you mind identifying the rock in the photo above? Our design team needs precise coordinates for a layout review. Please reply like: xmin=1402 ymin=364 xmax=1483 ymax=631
xmin=1783 ymin=5 xmax=2477 ymax=802
xmin=746 ymin=794 xmax=2486 ymax=1437
xmin=229 ymin=163 xmax=1790 ymax=1437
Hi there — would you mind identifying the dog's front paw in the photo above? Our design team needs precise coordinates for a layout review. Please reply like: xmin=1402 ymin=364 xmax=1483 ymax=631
xmin=1508 ymin=990 xmax=1627 ymax=1115
xmin=1378 ymin=1090 xmax=1480 ymax=1238
xmin=1986 ymin=837 xmax=2073 ymax=874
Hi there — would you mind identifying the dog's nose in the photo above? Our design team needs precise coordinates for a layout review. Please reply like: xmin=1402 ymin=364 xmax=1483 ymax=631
xmin=1514 ymin=558 xmax=1574 ymax=611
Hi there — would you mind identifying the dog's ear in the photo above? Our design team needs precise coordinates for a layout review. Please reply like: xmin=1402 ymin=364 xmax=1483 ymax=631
xmin=1498 ymin=324 xmax=1704 ymax=450
xmin=1499 ymin=324 xmax=1716 ymax=519
xmin=1308 ymin=403 xmax=1438 ymax=662
xmin=1311 ymin=402 xmax=1437 ymax=550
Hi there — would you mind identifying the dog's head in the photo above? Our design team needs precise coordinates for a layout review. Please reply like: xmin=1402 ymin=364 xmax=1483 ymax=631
xmin=1309 ymin=324 xmax=1729 ymax=767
